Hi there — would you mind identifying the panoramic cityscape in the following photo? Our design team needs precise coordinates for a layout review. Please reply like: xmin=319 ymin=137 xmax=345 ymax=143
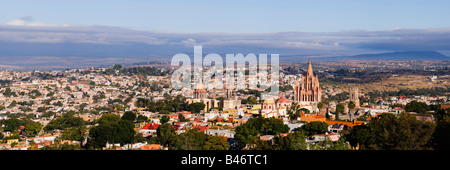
xmin=0 ymin=0 xmax=449 ymax=167
xmin=1 ymin=58 xmax=449 ymax=151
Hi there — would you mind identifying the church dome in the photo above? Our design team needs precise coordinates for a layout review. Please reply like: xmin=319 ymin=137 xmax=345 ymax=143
xmin=194 ymin=82 xmax=205 ymax=90
xmin=276 ymin=96 xmax=291 ymax=103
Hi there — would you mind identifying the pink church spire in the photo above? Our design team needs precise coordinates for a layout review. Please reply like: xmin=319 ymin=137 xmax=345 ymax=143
xmin=307 ymin=59 xmax=313 ymax=77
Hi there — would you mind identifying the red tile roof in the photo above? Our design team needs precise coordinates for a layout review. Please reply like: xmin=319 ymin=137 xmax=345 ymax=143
xmin=192 ymin=126 xmax=209 ymax=133
xmin=141 ymin=144 xmax=161 ymax=150
xmin=180 ymin=111 xmax=191 ymax=115
xmin=168 ymin=114 xmax=178 ymax=118
xmin=325 ymin=120 xmax=364 ymax=128
xmin=143 ymin=123 xmax=159 ymax=130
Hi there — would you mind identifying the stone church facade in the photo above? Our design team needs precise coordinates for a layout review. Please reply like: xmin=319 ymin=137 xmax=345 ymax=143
xmin=293 ymin=59 xmax=322 ymax=105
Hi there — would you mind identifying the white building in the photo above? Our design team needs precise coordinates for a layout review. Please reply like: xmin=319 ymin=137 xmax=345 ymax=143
xmin=205 ymin=129 xmax=235 ymax=138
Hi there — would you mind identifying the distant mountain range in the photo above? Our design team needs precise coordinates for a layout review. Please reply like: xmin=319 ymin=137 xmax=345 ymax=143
xmin=280 ymin=51 xmax=450 ymax=62
xmin=325 ymin=51 xmax=450 ymax=61
xmin=0 ymin=50 xmax=448 ymax=71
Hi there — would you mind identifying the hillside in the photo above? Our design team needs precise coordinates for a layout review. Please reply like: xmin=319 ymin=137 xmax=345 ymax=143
xmin=337 ymin=51 xmax=449 ymax=61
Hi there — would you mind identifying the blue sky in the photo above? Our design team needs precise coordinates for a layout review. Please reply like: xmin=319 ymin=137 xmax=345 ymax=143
xmin=1 ymin=0 xmax=450 ymax=33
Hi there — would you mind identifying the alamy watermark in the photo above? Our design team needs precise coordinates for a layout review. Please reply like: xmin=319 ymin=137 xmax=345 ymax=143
xmin=170 ymin=46 xmax=279 ymax=100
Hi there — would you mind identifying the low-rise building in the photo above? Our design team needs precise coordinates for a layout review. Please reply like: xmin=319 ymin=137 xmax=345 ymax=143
xmin=205 ymin=129 xmax=235 ymax=138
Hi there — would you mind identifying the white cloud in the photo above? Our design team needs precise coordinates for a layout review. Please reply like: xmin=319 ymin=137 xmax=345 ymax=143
xmin=1 ymin=20 xmax=450 ymax=56
xmin=4 ymin=19 xmax=27 ymax=26
xmin=3 ymin=18 xmax=69 ymax=27
xmin=180 ymin=38 xmax=198 ymax=46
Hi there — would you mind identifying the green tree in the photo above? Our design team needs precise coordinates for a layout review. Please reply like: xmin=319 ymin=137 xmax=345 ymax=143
xmin=53 ymin=101 xmax=63 ymax=107
xmin=37 ymin=107 xmax=48 ymax=113
xmin=300 ymin=121 xmax=329 ymax=136
xmin=234 ymin=117 xmax=289 ymax=148
xmin=3 ymin=87 xmax=16 ymax=97
xmin=348 ymin=101 xmax=356 ymax=112
xmin=87 ymin=114 xmax=135 ymax=149
xmin=254 ymin=139 xmax=273 ymax=150
xmin=156 ymin=123 xmax=176 ymax=147
xmin=23 ymin=122 xmax=42 ymax=136
xmin=89 ymin=121 xmax=134 ymax=149
xmin=317 ymin=101 xmax=324 ymax=113
xmin=335 ymin=103 xmax=345 ymax=115
xmin=160 ymin=115 xmax=170 ymax=125
xmin=187 ymin=102 xmax=206 ymax=113
xmin=432 ymin=109 xmax=450 ymax=150
xmin=203 ymin=136 xmax=230 ymax=150
xmin=62 ymin=126 xmax=86 ymax=147
xmin=287 ymin=103 xmax=301 ymax=120
xmin=172 ymin=129 xmax=208 ymax=150
xmin=46 ymin=91 xmax=55 ymax=97
xmin=323 ymin=99 xmax=330 ymax=112
xmin=78 ymin=103 xmax=88 ymax=112
xmin=335 ymin=103 xmax=345 ymax=120
xmin=405 ymin=101 xmax=430 ymax=113
xmin=179 ymin=113 xmax=187 ymax=122
xmin=121 ymin=111 xmax=137 ymax=122
xmin=246 ymin=96 xmax=258 ymax=104
xmin=97 ymin=114 xmax=120 ymax=125
xmin=114 ymin=104 xmax=125 ymax=111
xmin=136 ymin=115 xmax=148 ymax=123
xmin=325 ymin=107 xmax=330 ymax=119
xmin=159 ymin=110 xmax=170 ymax=114
xmin=287 ymin=103 xmax=309 ymax=120
xmin=310 ymin=136 xmax=350 ymax=150
xmin=9 ymin=100 xmax=17 ymax=107
xmin=345 ymin=112 xmax=435 ymax=150
xmin=65 ymin=86 xmax=71 ymax=92
xmin=87 ymin=124 xmax=110 ymax=149
xmin=345 ymin=125 xmax=370 ymax=149
xmin=29 ymin=89 xmax=42 ymax=97
xmin=2 ymin=118 xmax=25 ymax=132
xmin=271 ymin=131 xmax=308 ymax=150
xmin=44 ymin=117 xmax=85 ymax=131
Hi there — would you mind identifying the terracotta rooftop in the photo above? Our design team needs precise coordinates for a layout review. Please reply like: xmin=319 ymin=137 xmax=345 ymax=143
xmin=276 ymin=96 xmax=291 ymax=103
xmin=325 ymin=120 xmax=364 ymax=128
xmin=192 ymin=126 xmax=209 ymax=133
xmin=140 ymin=144 xmax=161 ymax=150
xmin=142 ymin=123 xmax=159 ymax=130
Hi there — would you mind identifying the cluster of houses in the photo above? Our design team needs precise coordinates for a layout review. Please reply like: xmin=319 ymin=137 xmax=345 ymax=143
xmin=0 ymin=64 xmax=447 ymax=150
